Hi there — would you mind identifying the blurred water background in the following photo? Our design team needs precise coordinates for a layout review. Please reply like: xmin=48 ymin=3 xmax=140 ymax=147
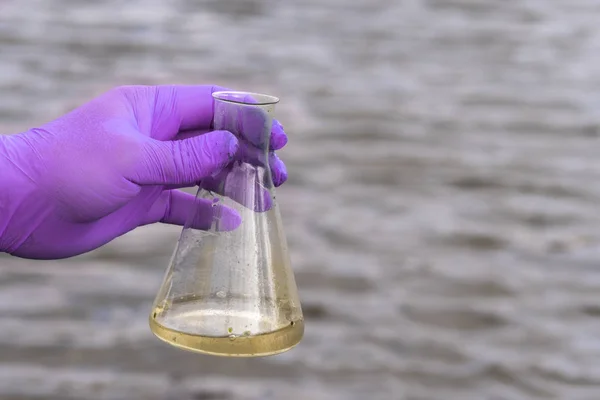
xmin=2 ymin=0 xmax=600 ymax=399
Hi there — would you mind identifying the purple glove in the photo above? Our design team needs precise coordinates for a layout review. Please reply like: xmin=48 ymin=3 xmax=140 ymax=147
xmin=0 ymin=85 xmax=289 ymax=260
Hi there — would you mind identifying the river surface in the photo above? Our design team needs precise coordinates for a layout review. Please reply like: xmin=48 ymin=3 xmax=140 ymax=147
xmin=2 ymin=0 xmax=600 ymax=399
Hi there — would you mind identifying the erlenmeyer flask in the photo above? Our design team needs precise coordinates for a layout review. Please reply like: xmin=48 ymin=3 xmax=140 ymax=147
xmin=149 ymin=91 xmax=304 ymax=357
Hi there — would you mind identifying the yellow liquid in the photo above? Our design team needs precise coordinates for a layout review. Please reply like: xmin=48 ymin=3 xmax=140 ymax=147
xmin=149 ymin=304 xmax=304 ymax=357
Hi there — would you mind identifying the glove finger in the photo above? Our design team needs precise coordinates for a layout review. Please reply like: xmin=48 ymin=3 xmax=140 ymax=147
xmin=178 ymin=121 xmax=287 ymax=152
xmin=270 ymin=119 xmax=288 ymax=151
xmin=142 ymin=189 xmax=241 ymax=231
xmin=163 ymin=152 xmax=287 ymax=193
xmin=130 ymin=130 xmax=238 ymax=186
xmin=155 ymin=84 xmax=232 ymax=132
xmin=270 ymin=152 xmax=288 ymax=187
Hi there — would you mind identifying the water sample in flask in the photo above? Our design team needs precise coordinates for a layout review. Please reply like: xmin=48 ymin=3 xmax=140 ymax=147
xmin=149 ymin=91 xmax=304 ymax=357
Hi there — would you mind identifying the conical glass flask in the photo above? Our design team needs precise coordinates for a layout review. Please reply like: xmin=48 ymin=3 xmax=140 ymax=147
xmin=149 ymin=91 xmax=304 ymax=357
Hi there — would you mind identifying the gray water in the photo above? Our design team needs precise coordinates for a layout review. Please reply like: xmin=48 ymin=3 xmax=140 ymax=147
xmin=2 ymin=0 xmax=600 ymax=399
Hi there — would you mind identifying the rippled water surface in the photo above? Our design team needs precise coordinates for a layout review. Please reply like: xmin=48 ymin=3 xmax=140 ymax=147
xmin=2 ymin=0 xmax=600 ymax=399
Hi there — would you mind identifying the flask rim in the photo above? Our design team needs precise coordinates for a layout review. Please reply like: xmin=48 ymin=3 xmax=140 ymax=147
xmin=212 ymin=91 xmax=280 ymax=106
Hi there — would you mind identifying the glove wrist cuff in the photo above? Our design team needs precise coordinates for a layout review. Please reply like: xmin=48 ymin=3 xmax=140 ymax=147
xmin=0 ymin=134 xmax=12 ymax=253
xmin=0 ymin=132 xmax=38 ymax=255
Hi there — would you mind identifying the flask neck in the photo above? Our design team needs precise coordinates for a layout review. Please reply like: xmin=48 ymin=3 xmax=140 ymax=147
xmin=212 ymin=98 xmax=276 ymax=172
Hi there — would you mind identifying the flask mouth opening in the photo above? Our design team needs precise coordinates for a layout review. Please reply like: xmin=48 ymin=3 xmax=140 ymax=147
xmin=213 ymin=91 xmax=280 ymax=106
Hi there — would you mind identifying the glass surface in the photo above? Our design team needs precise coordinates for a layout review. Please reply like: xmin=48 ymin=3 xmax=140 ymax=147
xmin=149 ymin=91 xmax=304 ymax=357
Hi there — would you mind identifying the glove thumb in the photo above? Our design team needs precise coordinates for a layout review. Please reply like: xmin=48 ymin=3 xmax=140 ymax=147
xmin=131 ymin=130 xmax=238 ymax=186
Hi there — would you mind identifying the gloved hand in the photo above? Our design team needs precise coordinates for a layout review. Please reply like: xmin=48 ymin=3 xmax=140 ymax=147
xmin=0 ymin=85 xmax=289 ymax=260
